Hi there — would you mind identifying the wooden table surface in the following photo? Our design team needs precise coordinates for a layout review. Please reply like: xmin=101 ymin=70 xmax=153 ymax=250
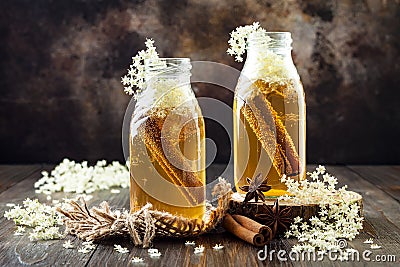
xmin=0 ymin=164 xmax=399 ymax=266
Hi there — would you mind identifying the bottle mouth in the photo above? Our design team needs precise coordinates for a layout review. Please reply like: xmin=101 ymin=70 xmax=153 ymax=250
xmin=145 ymin=58 xmax=192 ymax=76
xmin=248 ymin=31 xmax=292 ymax=50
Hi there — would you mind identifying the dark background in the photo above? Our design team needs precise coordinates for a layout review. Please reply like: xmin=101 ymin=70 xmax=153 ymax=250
xmin=0 ymin=0 xmax=399 ymax=164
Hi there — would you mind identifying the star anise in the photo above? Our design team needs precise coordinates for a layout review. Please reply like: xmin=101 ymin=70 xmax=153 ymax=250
xmin=239 ymin=173 xmax=272 ymax=203
xmin=255 ymin=199 xmax=293 ymax=236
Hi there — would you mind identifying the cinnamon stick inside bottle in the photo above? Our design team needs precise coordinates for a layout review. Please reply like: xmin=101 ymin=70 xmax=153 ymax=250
xmin=140 ymin=111 xmax=204 ymax=206
xmin=255 ymin=80 xmax=300 ymax=175
xmin=241 ymin=80 xmax=300 ymax=176
xmin=241 ymin=95 xmax=289 ymax=177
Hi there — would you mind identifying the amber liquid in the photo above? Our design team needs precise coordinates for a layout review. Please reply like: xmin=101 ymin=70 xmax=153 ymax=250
xmin=234 ymin=79 xmax=306 ymax=196
xmin=130 ymin=106 xmax=206 ymax=219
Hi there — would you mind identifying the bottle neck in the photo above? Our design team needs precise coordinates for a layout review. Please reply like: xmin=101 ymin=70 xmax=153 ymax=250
xmin=244 ymin=32 xmax=298 ymax=81
xmin=138 ymin=58 xmax=195 ymax=108
xmin=246 ymin=44 xmax=293 ymax=62
xmin=247 ymin=31 xmax=293 ymax=62
xmin=145 ymin=58 xmax=192 ymax=90
xmin=146 ymin=75 xmax=191 ymax=88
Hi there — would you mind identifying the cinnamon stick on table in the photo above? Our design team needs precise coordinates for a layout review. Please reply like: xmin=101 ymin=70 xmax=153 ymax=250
xmin=222 ymin=214 xmax=266 ymax=247
xmin=231 ymin=214 xmax=273 ymax=241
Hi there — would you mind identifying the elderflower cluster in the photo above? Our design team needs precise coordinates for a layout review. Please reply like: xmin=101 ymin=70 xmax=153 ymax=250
xmin=114 ymin=244 xmax=129 ymax=254
xmin=131 ymin=257 xmax=144 ymax=263
xmin=281 ymin=166 xmax=364 ymax=254
xmin=148 ymin=248 xmax=162 ymax=257
xmin=78 ymin=241 xmax=96 ymax=254
xmin=280 ymin=165 xmax=350 ymax=205
xmin=63 ymin=240 xmax=75 ymax=249
xmin=212 ymin=244 xmax=224 ymax=250
xmin=194 ymin=245 xmax=205 ymax=254
xmin=121 ymin=38 xmax=161 ymax=96
xmin=34 ymin=159 xmax=129 ymax=195
xmin=4 ymin=198 xmax=64 ymax=241
xmin=227 ymin=22 xmax=268 ymax=62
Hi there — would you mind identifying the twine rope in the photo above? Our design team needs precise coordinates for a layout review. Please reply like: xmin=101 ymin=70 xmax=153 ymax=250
xmin=57 ymin=177 xmax=232 ymax=248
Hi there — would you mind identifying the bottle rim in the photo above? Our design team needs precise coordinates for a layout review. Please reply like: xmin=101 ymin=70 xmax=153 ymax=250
xmin=248 ymin=31 xmax=292 ymax=50
xmin=145 ymin=57 xmax=190 ymax=65
xmin=145 ymin=58 xmax=192 ymax=76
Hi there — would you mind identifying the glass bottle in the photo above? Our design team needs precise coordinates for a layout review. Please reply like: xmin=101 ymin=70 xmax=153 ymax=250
xmin=130 ymin=58 xmax=206 ymax=219
xmin=233 ymin=32 xmax=306 ymax=196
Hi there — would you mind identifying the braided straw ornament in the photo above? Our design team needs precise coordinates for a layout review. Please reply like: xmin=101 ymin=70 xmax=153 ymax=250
xmin=57 ymin=178 xmax=232 ymax=248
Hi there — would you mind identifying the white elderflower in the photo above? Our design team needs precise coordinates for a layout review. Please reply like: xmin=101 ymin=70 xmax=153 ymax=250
xmin=14 ymin=226 xmax=25 ymax=236
xmin=227 ymin=22 xmax=268 ymax=62
xmin=121 ymin=38 xmax=162 ymax=97
xmin=111 ymin=189 xmax=120 ymax=194
xmin=63 ymin=240 xmax=75 ymax=249
xmin=35 ymin=159 xmax=129 ymax=195
xmin=363 ymin=238 xmax=373 ymax=244
xmin=29 ymin=226 xmax=64 ymax=241
xmin=282 ymin=166 xmax=363 ymax=254
xmin=131 ymin=257 xmax=144 ymax=263
xmin=284 ymin=231 xmax=292 ymax=238
xmin=78 ymin=247 xmax=91 ymax=254
xmin=110 ymin=189 xmax=121 ymax=194
xmin=194 ymin=245 xmax=205 ymax=254
xmin=148 ymin=249 xmax=162 ymax=257
xmin=291 ymin=244 xmax=302 ymax=253
xmin=316 ymin=165 xmax=326 ymax=174
xmin=370 ymin=244 xmax=381 ymax=249
xmin=185 ymin=241 xmax=195 ymax=246
xmin=212 ymin=244 xmax=224 ymax=250
xmin=114 ymin=244 xmax=129 ymax=254
xmin=4 ymin=198 xmax=64 ymax=241
xmin=148 ymin=248 xmax=159 ymax=254
xmin=82 ymin=241 xmax=96 ymax=250
xmin=310 ymin=171 xmax=319 ymax=180
xmin=293 ymin=216 xmax=302 ymax=224
xmin=76 ymin=194 xmax=93 ymax=202
xmin=226 ymin=22 xmax=292 ymax=80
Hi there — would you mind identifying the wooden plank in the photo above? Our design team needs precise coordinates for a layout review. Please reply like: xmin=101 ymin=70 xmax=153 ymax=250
xmin=86 ymin=232 xmax=296 ymax=267
xmin=0 ymin=165 xmax=41 ymax=194
xmin=84 ymin=165 xmax=337 ymax=267
xmin=0 ymin=165 xmax=96 ymax=267
xmin=0 ymin=165 xmax=399 ymax=266
xmin=62 ymin=165 xmax=400 ymax=266
xmin=85 ymin=164 xmax=289 ymax=267
xmin=347 ymin=165 xmax=400 ymax=203
xmin=271 ymin=165 xmax=360 ymax=267
xmin=327 ymin=166 xmax=400 ymax=265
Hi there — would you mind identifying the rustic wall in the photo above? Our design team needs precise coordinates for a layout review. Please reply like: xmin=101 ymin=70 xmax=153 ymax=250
xmin=0 ymin=0 xmax=399 ymax=164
